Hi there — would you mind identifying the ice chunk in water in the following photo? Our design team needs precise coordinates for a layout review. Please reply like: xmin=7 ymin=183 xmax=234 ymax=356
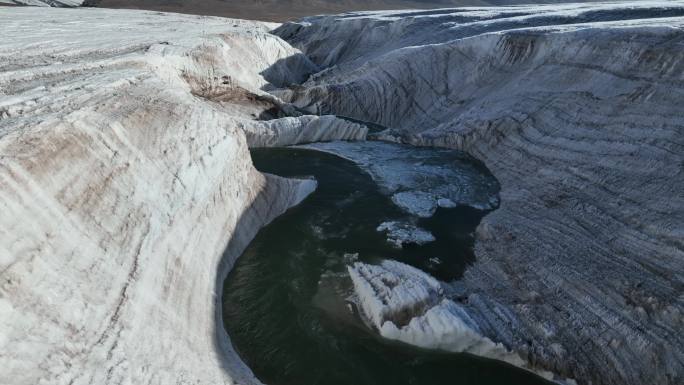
xmin=347 ymin=260 xmax=442 ymax=328
xmin=348 ymin=260 xmax=528 ymax=368
xmin=376 ymin=221 xmax=435 ymax=248
xmin=391 ymin=191 xmax=437 ymax=217
xmin=296 ymin=141 xmax=500 ymax=216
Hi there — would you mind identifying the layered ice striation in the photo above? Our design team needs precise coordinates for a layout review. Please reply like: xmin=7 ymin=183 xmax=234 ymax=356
xmin=298 ymin=141 xmax=499 ymax=217
xmin=348 ymin=260 xmax=529 ymax=370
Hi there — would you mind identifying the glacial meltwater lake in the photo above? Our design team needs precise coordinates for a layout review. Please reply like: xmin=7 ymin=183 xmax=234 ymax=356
xmin=222 ymin=146 xmax=552 ymax=385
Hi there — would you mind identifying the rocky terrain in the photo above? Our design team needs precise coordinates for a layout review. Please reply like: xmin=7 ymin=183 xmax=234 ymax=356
xmin=1 ymin=2 xmax=683 ymax=385
xmin=273 ymin=2 xmax=684 ymax=384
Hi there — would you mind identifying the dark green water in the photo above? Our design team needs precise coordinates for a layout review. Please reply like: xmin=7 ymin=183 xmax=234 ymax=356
xmin=222 ymin=147 xmax=551 ymax=385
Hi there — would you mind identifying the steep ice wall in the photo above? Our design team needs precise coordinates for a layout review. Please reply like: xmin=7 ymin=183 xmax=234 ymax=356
xmin=0 ymin=7 xmax=347 ymax=385
xmin=275 ymin=3 xmax=684 ymax=385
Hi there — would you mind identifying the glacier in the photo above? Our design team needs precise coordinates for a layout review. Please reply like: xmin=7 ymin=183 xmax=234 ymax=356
xmin=1 ymin=2 xmax=683 ymax=385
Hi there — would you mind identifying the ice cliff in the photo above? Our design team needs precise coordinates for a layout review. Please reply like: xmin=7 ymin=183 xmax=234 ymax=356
xmin=273 ymin=2 xmax=684 ymax=385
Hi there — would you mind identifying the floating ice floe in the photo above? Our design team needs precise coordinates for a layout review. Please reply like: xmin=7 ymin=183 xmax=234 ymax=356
xmin=390 ymin=191 xmax=438 ymax=218
xmin=296 ymin=141 xmax=499 ymax=217
xmin=376 ymin=221 xmax=435 ymax=248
